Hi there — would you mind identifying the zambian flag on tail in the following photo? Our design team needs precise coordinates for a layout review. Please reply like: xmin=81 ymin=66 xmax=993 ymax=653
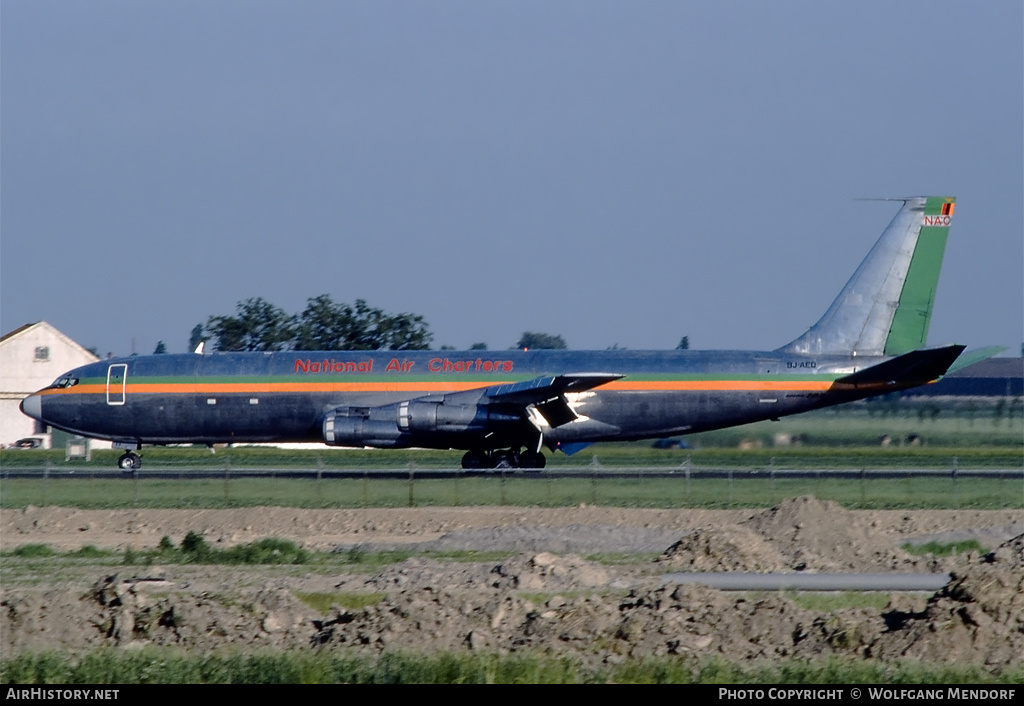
xmin=883 ymin=196 xmax=955 ymax=356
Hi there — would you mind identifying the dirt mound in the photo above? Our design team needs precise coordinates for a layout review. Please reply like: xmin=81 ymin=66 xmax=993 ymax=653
xmin=655 ymin=496 xmax=932 ymax=573
xmin=869 ymin=533 xmax=1024 ymax=666
xmin=657 ymin=526 xmax=790 ymax=572
xmin=385 ymin=524 xmax=685 ymax=555
xmin=984 ymin=532 xmax=1024 ymax=568
xmin=355 ymin=552 xmax=626 ymax=595
xmin=0 ymin=573 xmax=319 ymax=655
xmin=740 ymin=496 xmax=923 ymax=571
xmin=4 ymin=505 xmax=1022 ymax=669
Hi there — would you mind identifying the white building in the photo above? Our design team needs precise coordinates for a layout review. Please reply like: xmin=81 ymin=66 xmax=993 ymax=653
xmin=0 ymin=322 xmax=111 ymax=449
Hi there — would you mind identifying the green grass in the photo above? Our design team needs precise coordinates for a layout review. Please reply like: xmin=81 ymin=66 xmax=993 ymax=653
xmin=901 ymin=539 xmax=989 ymax=557
xmin=2 ymin=445 xmax=1021 ymax=471
xmin=115 ymin=534 xmax=312 ymax=566
xmin=2 ymin=649 xmax=1021 ymax=684
xmin=1 ymin=473 xmax=1019 ymax=510
xmin=11 ymin=544 xmax=57 ymax=558
xmin=295 ymin=592 xmax=386 ymax=612
xmin=783 ymin=591 xmax=893 ymax=613
xmin=1 ymin=543 xmax=516 ymax=581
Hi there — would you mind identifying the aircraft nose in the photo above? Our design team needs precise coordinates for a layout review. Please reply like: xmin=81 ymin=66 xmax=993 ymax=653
xmin=20 ymin=394 xmax=42 ymax=421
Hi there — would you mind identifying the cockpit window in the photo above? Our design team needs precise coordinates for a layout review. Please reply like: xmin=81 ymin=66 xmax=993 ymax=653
xmin=51 ymin=376 xmax=80 ymax=389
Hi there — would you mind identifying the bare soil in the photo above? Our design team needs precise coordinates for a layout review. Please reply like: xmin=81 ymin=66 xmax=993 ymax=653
xmin=2 ymin=497 xmax=1022 ymax=669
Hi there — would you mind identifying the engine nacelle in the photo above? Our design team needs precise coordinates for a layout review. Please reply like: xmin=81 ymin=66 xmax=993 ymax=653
xmin=322 ymin=399 xmax=523 ymax=448
xmin=322 ymin=411 xmax=403 ymax=448
xmin=398 ymin=400 xmax=521 ymax=433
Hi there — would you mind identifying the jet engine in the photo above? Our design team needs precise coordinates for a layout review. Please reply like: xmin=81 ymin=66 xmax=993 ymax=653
xmin=322 ymin=411 xmax=403 ymax=448
xmin=397 ymin=400 xmax=520 ymax=433
xmin=322 ymin=399 xmax=523 ymax=448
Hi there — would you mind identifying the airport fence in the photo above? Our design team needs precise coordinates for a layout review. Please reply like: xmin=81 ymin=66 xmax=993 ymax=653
xmin=2 ymin=458 xmax=1021 ymax=510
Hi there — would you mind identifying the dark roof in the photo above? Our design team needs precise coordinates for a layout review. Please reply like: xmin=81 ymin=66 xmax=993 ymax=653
xmin=947 ymin=358 xmax=1023 ymax=379
xmin=0 ymin=322 xmax=38 ymax=344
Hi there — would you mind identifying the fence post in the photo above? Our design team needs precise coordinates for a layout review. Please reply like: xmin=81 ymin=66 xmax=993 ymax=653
xmin=407 ymin=461 xmax=415 ymax=508
xmin=860 ymin=467 xmax=866 ymax=507
xmin=769 ymin=456 xmax=776 ymax=505
xmin=316 ymin=456 xmax=324 ymax=506
xmin=362 ymin=470 xmax=368 ymax=508
xmin=952 ymin=456 xmax=959 ymax=509
xmin=684 ymin=457 xmax=691 ymax=504
xmin=43 ymin=460 xmax=50 ymax=507
xmin=223 ymin=456 xmax=231 ymax=505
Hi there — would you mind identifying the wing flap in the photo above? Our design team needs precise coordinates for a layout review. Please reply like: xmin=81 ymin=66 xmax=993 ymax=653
xmin=485 ymin=373 xmax=622 ymax=428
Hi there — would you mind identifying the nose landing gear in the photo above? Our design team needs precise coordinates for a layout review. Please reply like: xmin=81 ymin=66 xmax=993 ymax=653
xmin=117 ymin=452 xmax=142 ymax=471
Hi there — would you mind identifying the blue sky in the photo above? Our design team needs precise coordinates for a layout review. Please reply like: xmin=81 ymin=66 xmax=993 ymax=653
xmin=3 ymin=1 xmax=1021 ymax=356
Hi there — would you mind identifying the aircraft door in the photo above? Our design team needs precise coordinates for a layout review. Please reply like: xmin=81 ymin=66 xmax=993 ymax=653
xmin=106 ymin=364 xmax=128 ymax=406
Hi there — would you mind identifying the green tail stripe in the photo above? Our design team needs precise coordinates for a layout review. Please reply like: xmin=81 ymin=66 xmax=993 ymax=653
xmin=884 ymin=224 xmax=949 ymax=356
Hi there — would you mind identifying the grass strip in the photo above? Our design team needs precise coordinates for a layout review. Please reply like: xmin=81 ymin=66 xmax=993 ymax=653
xmin=3 ymin=649 xmax=1021 ymax=684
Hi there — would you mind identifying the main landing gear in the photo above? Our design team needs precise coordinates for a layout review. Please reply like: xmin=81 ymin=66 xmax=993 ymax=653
xmin=117 ymin=452 xmax=142 ymax=472
xmin=460 ymin=448 xmax=546 ymax=471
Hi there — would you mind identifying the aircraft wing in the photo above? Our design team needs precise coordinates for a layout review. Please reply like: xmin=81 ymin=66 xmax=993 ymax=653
xmin=832 ymin=344 xmax=966 ymax=391
xmin=481 ymin=373 xmax=623 ymax=427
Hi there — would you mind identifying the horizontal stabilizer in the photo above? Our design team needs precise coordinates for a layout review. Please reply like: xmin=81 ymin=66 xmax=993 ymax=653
xmin=832 ymin=344 xmax=966 ymax=391
xmin=944 ymin=346 xmax=1006 ymax=374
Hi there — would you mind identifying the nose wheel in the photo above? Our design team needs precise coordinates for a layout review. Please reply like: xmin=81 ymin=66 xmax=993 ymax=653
xmin=117 ymin=452 xmax=142 ymax=472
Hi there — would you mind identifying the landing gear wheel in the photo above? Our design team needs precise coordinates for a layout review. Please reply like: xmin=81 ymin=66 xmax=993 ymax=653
xmin=520 ymin=450 xmax=546 ymax=470
xmin=118 ymin=452 xmax=141 ymax=472
xmin=461 ymin=450 xmax=489 ymax=470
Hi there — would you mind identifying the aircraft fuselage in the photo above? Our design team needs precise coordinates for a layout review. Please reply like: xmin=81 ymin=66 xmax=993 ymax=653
xmin=27 ymin=348 xmax=884 ymax=450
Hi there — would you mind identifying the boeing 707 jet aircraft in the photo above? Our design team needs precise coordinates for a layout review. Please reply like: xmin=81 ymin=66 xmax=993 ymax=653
xmin=22 ymin=197 xmax=978 ymax=470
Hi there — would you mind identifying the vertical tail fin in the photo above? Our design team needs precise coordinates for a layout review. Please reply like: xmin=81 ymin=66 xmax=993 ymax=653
xmin=779 ymin=196 xmax=955 ymax=357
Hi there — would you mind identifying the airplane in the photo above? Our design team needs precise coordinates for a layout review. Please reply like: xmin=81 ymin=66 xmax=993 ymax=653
xmin=21 ymin=196 xmax=984 ymax=471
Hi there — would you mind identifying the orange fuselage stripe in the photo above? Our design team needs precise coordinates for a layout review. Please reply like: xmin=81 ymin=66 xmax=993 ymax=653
xmin=40 ymin=379 xmax=835 ymax=395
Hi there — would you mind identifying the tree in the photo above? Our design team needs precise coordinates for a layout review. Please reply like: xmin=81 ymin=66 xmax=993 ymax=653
xmin=293 ymin=295 xmax=432 ymax=351
xmin=206 ymin=297 xmax=296 ymax=352
xmin=469 ymin=342 xmax=488 ymax=350
xmin=153 ymin=341 xmax=168 ymax=354
xmin=677 ymin=336 xmax=690 ymax=350
xmin=204 ymin=295 xmax=433 ymax=352
xmin=516 ymin=332 xmax=567 ymax=350
xmin=293 ymin=294 xmax=358 ymax=351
